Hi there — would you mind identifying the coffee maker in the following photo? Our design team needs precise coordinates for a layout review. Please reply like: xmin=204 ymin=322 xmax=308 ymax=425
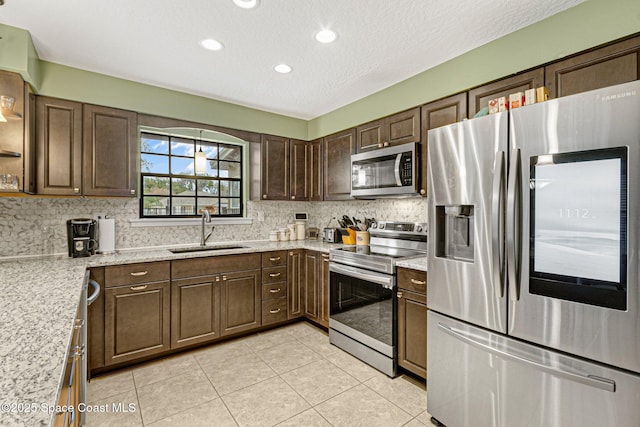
xmin=67 ymin=218 xmax=98 ymax=258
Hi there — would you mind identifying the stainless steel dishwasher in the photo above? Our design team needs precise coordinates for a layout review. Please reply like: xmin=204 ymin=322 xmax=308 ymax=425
xmin=53 ymin=272 xmax=100 ymax=427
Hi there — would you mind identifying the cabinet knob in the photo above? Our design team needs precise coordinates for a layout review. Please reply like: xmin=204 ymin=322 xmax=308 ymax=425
xmin=377 ymin=143 xmax=383 ymax=148
xmin=263 ymin=194 xmax=267 ymax=199
xmin=130 ymin=189 xmax=136 ymax=195
xmin=216 ymin=276 xmax=220 ymax=282
xmin=222 ymin=275 xmax=227 ymax=281
xmin=397 ymin=291 xmax=403 ymax=299
xmin=74 ymin=188 xmax=80 ymax=194
xmin=383 ymin=142 xmax=390 ymax=147
xmin=420 ymin=189 xmax=426 ymax=195
xmin=291 ymin=196 xmax=295 ymax=200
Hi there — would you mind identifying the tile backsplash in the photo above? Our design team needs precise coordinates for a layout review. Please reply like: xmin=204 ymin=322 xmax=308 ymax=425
xmin=0 ymin=196 xmax=427 ymax=258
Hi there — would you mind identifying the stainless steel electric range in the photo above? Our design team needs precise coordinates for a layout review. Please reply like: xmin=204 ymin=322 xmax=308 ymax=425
xmin=328 ymin=221 xmax=427 ymax=377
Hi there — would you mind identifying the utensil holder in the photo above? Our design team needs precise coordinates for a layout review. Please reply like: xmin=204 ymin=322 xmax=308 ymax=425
xmin=356 ymin=231 xmax=370 ymax=246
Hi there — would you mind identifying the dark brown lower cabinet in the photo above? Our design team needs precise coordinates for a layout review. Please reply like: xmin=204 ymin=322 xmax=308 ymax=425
xmin=171 ymin=276 xmax=221 ymax=349
xmin=220 ymin=269 xmax=261 ymax=336
xmin=303 ymin=251 xmax=320 ymax=321
xmin=104 ymin=280 xmax=171 ymax=366
xmin=397 ymin=267 xmax=427 ymax=379
xmin=288 ymin=250 xmax=303 ymax=319
xmin=319 ymin=252 xmax=330 ymax=327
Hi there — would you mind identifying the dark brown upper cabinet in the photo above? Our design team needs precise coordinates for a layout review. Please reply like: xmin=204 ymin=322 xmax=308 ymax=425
xmin=356 ymin=107 xmax=421 ymax=153
xmin=545 ymin=35 xmax=640 ymax=99
xmin=323 ymin=128 xmax=356 ymax=200
xmin=420 ymin=93 xmax=467 ymax=196
xmin=36 ymin=96 xmax=83 ymax=196
xmin=83 ymin=104 xmax=138 ymax=197
xmin=468 ymin=68 xmax=544 ymax=117
xmin=309 ymin=138 xmax=323 ymax=201
xmin=290 ymin=138 xmax=309 ymax=201
xmin=261 ymin=134 xmax=290 ymax=200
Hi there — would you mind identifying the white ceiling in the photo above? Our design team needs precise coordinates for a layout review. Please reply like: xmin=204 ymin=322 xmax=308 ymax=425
xmin=1 ymin=0 xmax=584 ymax=120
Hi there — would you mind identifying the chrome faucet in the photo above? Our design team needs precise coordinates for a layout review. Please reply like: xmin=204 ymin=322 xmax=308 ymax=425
xmin=201 ymin=209 xmax=215 ymax=246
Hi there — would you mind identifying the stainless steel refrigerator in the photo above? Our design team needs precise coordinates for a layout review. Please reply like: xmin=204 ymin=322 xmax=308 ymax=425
xmin=426 ymin=80 xmax=640 ymax=427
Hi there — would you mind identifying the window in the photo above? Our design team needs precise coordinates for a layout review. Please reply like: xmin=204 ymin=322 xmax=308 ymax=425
xmin=140 ymin=130 xmax=245 ymax=218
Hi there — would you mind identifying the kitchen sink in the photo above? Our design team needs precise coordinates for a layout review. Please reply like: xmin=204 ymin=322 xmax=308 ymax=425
xmin=169 ymin=245 xmax=247 ymax=254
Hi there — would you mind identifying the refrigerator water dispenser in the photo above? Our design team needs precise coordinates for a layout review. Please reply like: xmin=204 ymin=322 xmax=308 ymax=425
xmin=435 ymin=205 xmax=474 ymax=262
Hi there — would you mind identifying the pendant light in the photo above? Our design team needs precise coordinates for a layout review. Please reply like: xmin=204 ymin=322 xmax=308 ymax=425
xmin=195 ymin=130 xmax=207 ymax=175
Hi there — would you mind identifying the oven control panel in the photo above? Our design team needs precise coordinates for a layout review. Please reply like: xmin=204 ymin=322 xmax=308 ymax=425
xmin=371 ymin=221 xmax=428 ymax=235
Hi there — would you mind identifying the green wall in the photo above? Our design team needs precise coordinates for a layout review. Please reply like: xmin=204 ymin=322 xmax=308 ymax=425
xmin=2 ymin=0 xmax=640 ymax=141
xmin=307 ymin=0 xmax=640 ymax=139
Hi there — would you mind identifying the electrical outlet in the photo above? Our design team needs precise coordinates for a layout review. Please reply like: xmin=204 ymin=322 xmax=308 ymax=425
xmin=93 ymin=212 xmax=106 ymax=220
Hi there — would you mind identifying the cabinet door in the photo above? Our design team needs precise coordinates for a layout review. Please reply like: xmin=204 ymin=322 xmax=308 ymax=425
xmin=290 ymin=139 xmax=308 ymax=201
xmin=309 ymin=138 xmax=323 ymax=201
xmin=545 ymin=35 xmax=640 ymax=99
xmin=303 ymin=251 xmax=320 ymax=321
xmin=105 ymin=281 xmax=170 ymax=366
xmin=171 ymin=276 xmax=221 ymax=349
xmin=356 ymin=118 xmax=385 ymax=153
xmin=261 ymin=134 xmax=289 ymax=200
xmin=468 ymin=68 xmax=544 ymax=117
xmin=319 ymin=252 xmax=330 ymax=327
xmin=420 ymin=93 xmax=467 ymax=197
xmin=397 ymin=289 xmax=427 ymax=378
xmin=385 ymin=107 xmax=421 ymax=147
xmin=220 ymin=269 xmax=261 ymax=335
xmin=323 ymin=129 xmax=355 ymax=200
xmin=36 ymin=96 xmax=83 ymax=195
xmin=288 ymin=250 xmax=303 ymax=319
xmin=83 ymin=104 xmax=137 ymax=197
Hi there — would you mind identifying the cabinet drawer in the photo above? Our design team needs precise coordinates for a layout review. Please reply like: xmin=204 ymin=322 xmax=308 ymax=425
xmin=262 ymin=251 xmax=288 ymax=267
xmin=105 ymin=261 xmax=170 ymax=287
xmin=172 ymin=253 xmax=261 ymax=279
xmin=262 ymin=266 xmax=287 ymax=284
xmin=397 ymin=267 xmax=427 ymax=294
xmin=262 ymin=297 xmax=287 ymax=325
xmin=262 ymin=282 xmax=286 ymax=300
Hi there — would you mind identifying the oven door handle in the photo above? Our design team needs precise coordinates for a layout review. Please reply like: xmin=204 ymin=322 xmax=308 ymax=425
xmin=329 ymin=262 xmax=394 ymax=289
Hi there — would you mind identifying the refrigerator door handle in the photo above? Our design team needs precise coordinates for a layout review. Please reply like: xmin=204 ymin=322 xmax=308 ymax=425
xmin=492 ymin=150 xmax=506 ymax=298
xmin=507 ymin=148 xmax=522 ymax=301
xmin=437 ymin=322 xmax=616 ymax=392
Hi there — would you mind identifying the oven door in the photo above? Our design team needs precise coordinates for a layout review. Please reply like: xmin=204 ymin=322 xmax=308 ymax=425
xmin=329 ymin=263 xmax=396 ymax=357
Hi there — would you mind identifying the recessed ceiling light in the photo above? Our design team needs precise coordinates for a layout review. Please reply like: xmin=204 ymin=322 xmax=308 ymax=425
xmin=274 ymin=64 xmax=292 ymax=74
xmin=233 ymin=0 xmax=259 ymax=9
xmin=315 ymin=29 xmax=337 ymax=44
xmin=200 ymin=39 xmax=224 ymax=51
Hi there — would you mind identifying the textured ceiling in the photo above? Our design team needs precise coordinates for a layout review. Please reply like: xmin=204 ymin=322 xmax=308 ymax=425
xmin=1 ymin=0 xmax=584 ymax=119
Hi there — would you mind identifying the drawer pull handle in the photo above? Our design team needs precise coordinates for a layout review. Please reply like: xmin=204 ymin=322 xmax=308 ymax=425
xmin=322 ymin=254 xmax=329 ymax=258
xmin=269 ymin=288 xmax=281 ymax=293
xmin=130 ymin=285 xmax=148 ymax=291
xmin=410 ymin=278 xmax=426 ymax=286
xmin=222 ymin=275 xmax=227 ymax=281
xmin=270 ymin=256 xmax=281 ymax=262
xmin=269 ymin=308 xmax=281 ymax=314
xmin=130 ymin=271 xmax=148 ymax=277
xmin=397 ymin=291 xmax=403 ymax=299
xmin=269 ymin=272 xmax=281 ymax=278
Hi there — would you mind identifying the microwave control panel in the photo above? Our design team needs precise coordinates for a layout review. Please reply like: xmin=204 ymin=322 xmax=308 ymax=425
xmin=401 ymin=153 xmax=413 ymax=185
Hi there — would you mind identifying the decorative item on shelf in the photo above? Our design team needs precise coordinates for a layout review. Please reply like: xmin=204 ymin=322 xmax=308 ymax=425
xmin=0 ymin=96 xmax=21 ymax=122
xmin=195 ymin=130 xmax=207 ymax=175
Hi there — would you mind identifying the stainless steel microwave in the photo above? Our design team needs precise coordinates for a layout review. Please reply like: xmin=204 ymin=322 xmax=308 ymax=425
xmin=350 ymin=142 xmax=419 ymax=198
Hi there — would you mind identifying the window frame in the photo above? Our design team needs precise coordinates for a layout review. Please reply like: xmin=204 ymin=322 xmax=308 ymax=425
xmin=139 ymin=127 xmax=248 ymax=219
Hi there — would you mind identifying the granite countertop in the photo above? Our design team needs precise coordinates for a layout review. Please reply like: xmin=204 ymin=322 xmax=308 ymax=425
xmin=0 ymin=239 xmax=342 ymax=426
xmin=396 ymin=255 xmax=428 ymax=272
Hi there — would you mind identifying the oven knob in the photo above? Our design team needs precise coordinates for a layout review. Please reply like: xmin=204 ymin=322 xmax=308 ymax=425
xmin=416 ymin=225 xmax=423 ymax=232
xmin=379 ymin=223 xmax=385 ymax=229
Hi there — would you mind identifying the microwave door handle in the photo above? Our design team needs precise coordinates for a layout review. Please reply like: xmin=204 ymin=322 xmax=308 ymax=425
xmin=492 ymin=150 xmax=506 ymax=298
xmin=507 ymin=148 xmax=522 ymax=301
xmin=394 ymin=154 xmax=402 ymax=186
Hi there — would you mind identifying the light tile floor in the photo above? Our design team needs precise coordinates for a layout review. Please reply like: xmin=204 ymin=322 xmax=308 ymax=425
xmin=86 ymin=321 xmax=440 ymax=427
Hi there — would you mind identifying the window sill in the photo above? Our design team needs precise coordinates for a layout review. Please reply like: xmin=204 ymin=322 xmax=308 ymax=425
xmin=130 ymin=217 xmax=253 ymax=227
